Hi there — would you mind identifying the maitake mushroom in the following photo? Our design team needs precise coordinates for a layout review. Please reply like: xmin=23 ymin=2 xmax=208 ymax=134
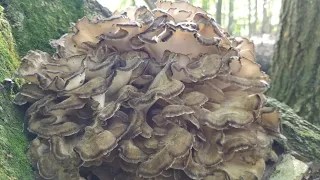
xmin=15 ymin=1 xmax=281 ymax=180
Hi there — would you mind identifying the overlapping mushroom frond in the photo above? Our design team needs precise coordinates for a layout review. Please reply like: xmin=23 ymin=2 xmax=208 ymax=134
xmin=15 ymin=1 xmax=281 ymax=180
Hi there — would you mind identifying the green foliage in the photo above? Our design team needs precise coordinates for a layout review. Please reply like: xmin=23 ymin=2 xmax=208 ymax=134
xmin=201 ymin=0 xmax=209 ymax=11
xmin=1 ymin=0 xmax=86 ymax=56
xmin=119 ymin=0 xmax=130 ymax=9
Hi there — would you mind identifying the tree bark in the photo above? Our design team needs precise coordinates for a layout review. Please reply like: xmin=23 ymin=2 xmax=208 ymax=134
xmin=227 ymin=0 xmax=234 ymax=33
xmin=266 ymin=97 xmax=320 ymax=163
xmin=248 ymin=0 xmax=252 ymax=37
xmin=216 ymin=0 xmax=222 ymax=24
xmin=261 ymin=0 xmax=268 ymax=34
xmin=268 ymin=0 xmax=320 ymax=125
xmin=253 ymin=0 xmax=258 ymax=35
xmin=144 ymin=0 xmax=156 ymax=9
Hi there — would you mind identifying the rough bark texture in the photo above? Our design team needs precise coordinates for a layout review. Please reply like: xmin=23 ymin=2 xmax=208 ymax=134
xmin=268 ymin=0 xmax=320 ymax=125
xmin=0 ymin=0 xmax=111 ymax=56
xmin=0 ymin=0 xmax=109 ymax=179
xmin=0 ymin=6 xmax=33 ymax=180
xmin=267 ymin=97 xmax=320 ymax=163
xmin=83 ymin=0 xmax=112 ymax=18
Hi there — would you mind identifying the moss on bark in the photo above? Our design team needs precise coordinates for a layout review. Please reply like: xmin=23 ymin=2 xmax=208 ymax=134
xmin=0 ymin=6 xmax=19 ymax=80
xmin=267 ymin=97 xmax=320 ymax=163
xmin=0 ymin=5 xmax=34 ymax=179
xmin=0 ymin=0 xmax=111 ymax=56
xmin=0 ymin=1 xmax=110 ymax=179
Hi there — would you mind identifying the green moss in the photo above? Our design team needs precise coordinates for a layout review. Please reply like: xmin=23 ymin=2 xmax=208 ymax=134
xmin=0 ymin=1 xmax=111 ymax=178
xmin=0 ymin=5 xmax=34 ymax=179
xmin=0 ymin=11 xmax=20 ymax=81
xmin=267 ymin=97 xmax=320 ymax=162
xmin=0 ymin=93 xmax=33 ymax=180
xmin=1 ymin=0 xmax=85 ymax=56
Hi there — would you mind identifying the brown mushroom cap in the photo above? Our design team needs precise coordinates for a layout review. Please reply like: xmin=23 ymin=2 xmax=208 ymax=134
xmin=28 ymin=114 xmax=82 ymax=138
xmin=138 ymin=126 xmax=194 ymax=177
xmin=183 ymin=151 xmax=224 ymax=179
xmin=15 ymin=1 xmax=281 ymax=179
xmin=118 ymin=139 xmax=148 ymax=163
xmin=74 ymin=127 xmax=118 ymax=161
xmin=128 ymin=62 xmax=185 ymax=110
xmin=194 ymin=127 xmax=223 ymax=166
xmin=220 ymin=155 xmax=266 ymax=180
xmin=14 ymin=83 xmax=48 ymax=104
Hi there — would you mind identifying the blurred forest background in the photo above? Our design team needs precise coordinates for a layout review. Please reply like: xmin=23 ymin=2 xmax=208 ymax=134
xmin=98 ymin=0 xmax=281 ymax=38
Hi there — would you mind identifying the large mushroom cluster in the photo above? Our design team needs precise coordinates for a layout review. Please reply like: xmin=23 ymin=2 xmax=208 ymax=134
xmin=14 ymin=1 xmax=282 ymax=180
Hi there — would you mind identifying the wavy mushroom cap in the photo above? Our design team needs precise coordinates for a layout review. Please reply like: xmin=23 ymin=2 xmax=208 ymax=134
xmin=16 ymin=1 xmax=280 ymax=180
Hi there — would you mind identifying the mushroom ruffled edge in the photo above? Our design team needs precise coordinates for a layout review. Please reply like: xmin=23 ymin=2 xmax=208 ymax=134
xmin=15 ymin=1 xmax=281 ymax=180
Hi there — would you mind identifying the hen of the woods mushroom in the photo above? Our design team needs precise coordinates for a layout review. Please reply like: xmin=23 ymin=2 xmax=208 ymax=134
xmin=14 ymin=1 xmax=282 ymax=180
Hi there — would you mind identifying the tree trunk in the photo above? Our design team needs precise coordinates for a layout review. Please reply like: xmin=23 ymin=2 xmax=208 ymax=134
xmin=268 ymin=0 xmax=320 ymax=125
xmin=144 ymin=0 xmax=156 ymax=9
xmin=261 ymin=0 xmax=268 ymax=34
xmin=227 ymin=0 xmax=234 ymax=33
xmin=216 ymin=0 xmax=222 ymax=24
xmin=253 ymin=0 xmax=258 ymax=35
xmin=248 ymin=0 xmax=251 ymax=37
xmin=266 ymin=97 xmax=320 ymax=163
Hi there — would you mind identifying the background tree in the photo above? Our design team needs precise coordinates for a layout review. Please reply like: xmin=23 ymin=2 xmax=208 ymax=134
xmin=253 ymin=0 xmax=258 ymax=35
xmin=261 ymin=0 xmax=272 ymax=34
xmin=248 ymin=0 xmax=251 ymax=37
xmin=144 ymin=0 xmax=156 ymax=9
xmin=268 ymin=0 xmax=320 ymax=125
xmin=227 ymin=0 xmax=234 ymax=33
xmin=216 ymin=0 xmax=222 ymax=24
